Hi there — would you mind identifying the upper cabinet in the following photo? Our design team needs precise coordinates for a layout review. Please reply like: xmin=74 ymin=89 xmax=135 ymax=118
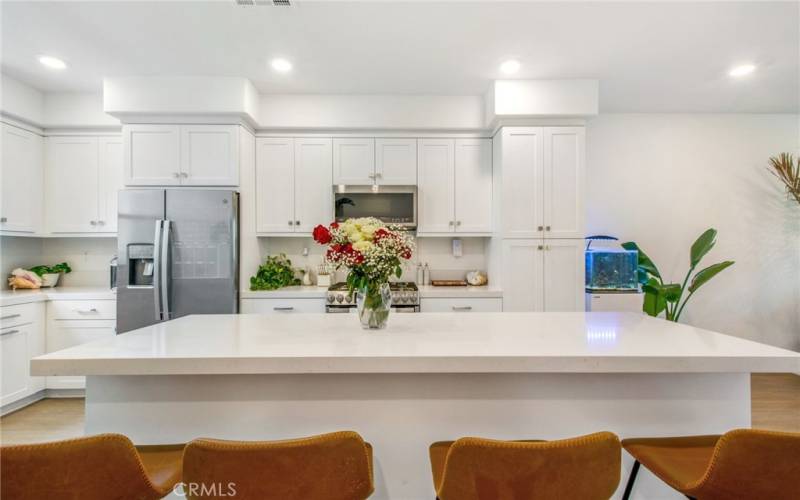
xmin=1 ymin=123 xmax=43 ymax=234
xmin=499 ymin=127 xmax=585 ymax=239
xmin=417 ymin=138 xmax=492 ymax=235
xmin=333 ymin=138 xmax=416 ymax=185
xmin=123 ymin=124 xmax=239 ymax=186
xmin=255 ymin=137 xmax=332 ymax=235
xmin=45 ymin=135 xmax=123 ymax=234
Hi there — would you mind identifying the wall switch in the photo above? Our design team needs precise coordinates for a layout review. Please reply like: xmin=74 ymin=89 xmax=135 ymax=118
xmin=302 ymin=247 xmax=309 ymax=257
xmin=452 ymin=238 xmax=462 ymax=258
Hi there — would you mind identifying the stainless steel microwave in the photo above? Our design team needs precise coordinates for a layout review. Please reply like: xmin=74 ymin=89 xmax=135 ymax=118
xmin=334 ymin=185 xmax=417 ymax=228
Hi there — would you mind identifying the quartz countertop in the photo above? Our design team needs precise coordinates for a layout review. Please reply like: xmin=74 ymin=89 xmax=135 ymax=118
xmin=1 ymin=286 xmax=116 ymax=307
xmin=31 ymin=312 xmax=800 ymax=376
xmin=240 ymin=285 xmax=501 ymax=299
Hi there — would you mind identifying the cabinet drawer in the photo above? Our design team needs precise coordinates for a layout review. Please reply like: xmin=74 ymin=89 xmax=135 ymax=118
xmin=420 ymin=298 xmax=503 ymax=313
xmin=0 ymin=302 xmax=38 ymax=328
xmin=1 ymin=324 xmax=30 ymax=405
xmin=47 ymin=300 xmax=116 ymax=321
xmin=46 ymin=320 xmax=116 ymax=352
xmin=240 ymin=298 xmax=325 ymax=314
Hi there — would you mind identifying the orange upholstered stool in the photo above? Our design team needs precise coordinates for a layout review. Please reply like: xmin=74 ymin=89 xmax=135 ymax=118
xmin=0 ymin=433 xmax=183 ymax=500
xmin=182 ymin=430 xmax=373 ymax=500
xmin=621 ymin=428 xmax=800 ymax=500
xmin=429 ymin=431 xmax=621 ymax=500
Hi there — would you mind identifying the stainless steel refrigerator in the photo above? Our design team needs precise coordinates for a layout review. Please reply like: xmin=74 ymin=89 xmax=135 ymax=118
xmin=116 ymin=189 xmax=238 ymax=334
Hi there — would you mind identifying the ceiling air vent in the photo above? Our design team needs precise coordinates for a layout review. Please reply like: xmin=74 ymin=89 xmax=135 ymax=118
xmin=272 ymin=0 xmax=291 ymax=5
xmin=233 ymin=0 xmax=291 ymax=5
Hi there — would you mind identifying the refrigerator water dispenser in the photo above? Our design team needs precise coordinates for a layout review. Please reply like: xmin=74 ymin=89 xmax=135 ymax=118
xmin=127 ymin=244 xmax=154 ymax=287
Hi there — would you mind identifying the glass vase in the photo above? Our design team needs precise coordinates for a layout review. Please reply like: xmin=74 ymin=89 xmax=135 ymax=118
xmin=356 ymin=282 xmax=392 ymax=330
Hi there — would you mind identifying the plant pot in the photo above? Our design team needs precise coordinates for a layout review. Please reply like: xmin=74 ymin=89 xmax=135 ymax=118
xmin=356 ymin=282 xmax=392 ymax=330
xmin=40 ymin=273 xmax=60 ymax=288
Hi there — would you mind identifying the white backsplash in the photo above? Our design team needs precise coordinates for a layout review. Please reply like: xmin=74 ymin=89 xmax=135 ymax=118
xmin=253 ymin=236 xmax=489 ymax=284
xmin=1 ymin=236 xmax=116 ymax=289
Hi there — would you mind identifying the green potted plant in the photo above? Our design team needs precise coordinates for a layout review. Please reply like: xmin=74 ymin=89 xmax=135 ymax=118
xmin=249 ymin=254 xmax=301 ymax=291
xmin=768 ymin=153 xmax=800 ymax=206
xmin=29 ymin=262 xmax=72 ymax=288
xmin=622 ymin=229 xmax=734 ymax=322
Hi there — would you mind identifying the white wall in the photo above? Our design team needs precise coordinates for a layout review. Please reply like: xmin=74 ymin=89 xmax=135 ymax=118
xmin=258 ymin=94 xmax=484 ymax=130
xmin=44 ymin=93 xmax=119 ymax=128
xmin=0 ymin=74 xmax=44 ymax=124
xmin=587 ymin=114 xmax=800 ymax=350
xmin=0 ymin=237 xmax=44 ymax=282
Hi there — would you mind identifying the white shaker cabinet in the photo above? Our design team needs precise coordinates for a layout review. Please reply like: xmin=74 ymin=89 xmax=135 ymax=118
xmin=0 ymin=302 xmax=45 ymax=408
xmin=123 ymin=124 xmax=238 ymax=186
xmin=45 ymin=135 xmax=123 ymax=234
xmin=501 ymin=239 xmax=584 ymax=312
xmin=498 ymin=127 xmax=585 ymax=239
xmin=418 ymin=138 xmax=492 ymax=235
xmin=255 ymin=137 xmax=332 ymax=235
xmin=333 ymin=138 xmax=374 ymax=185
xmin=1 ymin=123 xmax=43 ymax=234
xmin=375 ymin=138 xmax=417 ymax=185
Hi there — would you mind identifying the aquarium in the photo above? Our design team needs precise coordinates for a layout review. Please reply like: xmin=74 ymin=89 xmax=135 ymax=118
xmin=585 ymin=248 xmax=639 ymax=292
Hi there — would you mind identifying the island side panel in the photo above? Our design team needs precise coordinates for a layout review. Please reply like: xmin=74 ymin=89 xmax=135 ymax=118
xmin=86 ymin=372 xmax=750 ymax=500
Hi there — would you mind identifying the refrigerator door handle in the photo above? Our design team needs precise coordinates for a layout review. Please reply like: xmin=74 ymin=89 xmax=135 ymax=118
xmin=153 ymin=220 xmax=164 ymax=321
xmin=161 ymin=220 xmax=172 ymax=320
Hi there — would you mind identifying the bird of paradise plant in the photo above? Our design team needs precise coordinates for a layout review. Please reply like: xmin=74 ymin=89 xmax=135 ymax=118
xmin=768 ymin=153 xmax=800 ymax=206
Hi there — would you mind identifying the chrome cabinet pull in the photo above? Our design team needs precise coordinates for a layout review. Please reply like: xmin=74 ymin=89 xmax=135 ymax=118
xmin=0 ymin=314 xmax=21 ymax=321
xmin=537 ymin=226 xmax=543 ymax=231
xmin=0 ymin=329 xmax=20 ymax=336
xmin=74 ymin=308 xmax=99 ymax=314
xmin=273 ymin=306 xmax=294 ymax=311
xmin=173 ymin=172 xmax=180 ymax=178
xmin=449 ymin=221 xmax=454 ymax=226
xmin=90 ymin=220 xmax=97 ymax=226
xmin=295 ymin=220 xmax=300 ymax=226
xmin=545 ymin=226 xmax=551 ymax=231
xmin=97 ymin=220 xmax=105 ymax=225
xmin=456 ymin=221 xmax=462 ymax=226
xmin=452 ymin=306 xmax=473 ymax=311
xmin=537 ymin=245 xmax=544 ymax=250
xmin=181 ymin=172 xmax=189 ymax=178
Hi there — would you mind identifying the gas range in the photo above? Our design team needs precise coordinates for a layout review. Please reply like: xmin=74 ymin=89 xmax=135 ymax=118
xmin=325 ymin=282 xmax=420 ymax=313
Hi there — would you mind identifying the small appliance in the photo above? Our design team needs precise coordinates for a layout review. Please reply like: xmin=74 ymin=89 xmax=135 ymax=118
xmin=334 ymin=185 xmax=417 ymax=228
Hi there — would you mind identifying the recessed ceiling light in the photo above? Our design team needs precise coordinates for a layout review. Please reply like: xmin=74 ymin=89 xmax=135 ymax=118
xmin=729 ymin=64 xmax=756 ymax=77
xmin=500 ymin=59 xmax=521 ymax=75
xmin=271 ymin=58 xmax=292 ymax=73
xmin=38 ymin=55 xmax=67 ymax=70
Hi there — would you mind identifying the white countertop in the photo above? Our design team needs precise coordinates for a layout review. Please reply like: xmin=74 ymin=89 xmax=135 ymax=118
xmin=240 ymin=285 xmax=501 ymax=299
xmin=1 ymin=286 xmax=116 ymax=306
xmin=31 ymin=312 xmax=799 ymax=376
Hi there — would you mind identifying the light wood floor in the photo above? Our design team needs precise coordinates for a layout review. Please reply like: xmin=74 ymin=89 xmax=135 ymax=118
xmin=1 ymin=374 xmax=798 ymax=446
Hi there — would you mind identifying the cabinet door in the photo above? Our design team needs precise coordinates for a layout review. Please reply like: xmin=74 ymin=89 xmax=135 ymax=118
xmin=180 ymin=125 xmax=239 ymax=186
xmin=333 ymin=138 xmax=374 ymax=185
xmin=501 ymin=240 xmax=544 ymax=312
xmin=123 ymin=125 xmax=180 ymax=185
xmin=45 ymin=320 xmax=115 ymax=390
xmin=543 ymin=239 xmax=585 ymax=312
xmin=1 ymin=325 xmax=30 ymax=405
xmin=97 ymin=136 xmax=123 ymax=233
xmin=417 ymin=139 xmax=455 ymax=234
xmin=375 ymin=138 xmax=417 ymax=185
xmin=46 ymin=136 xmax=99 ymax=233
xmin=294 ymin=138 xmax=333 ymax=233
xmin=501 ymin=127 xmax=544 ymax=239
xmin=255 ymin=138 xmax=295 ymax=234
xmin=1 ymin=123 xmax=42 ymax=233
xmin=454 ymin=138 xmax=492 ymax=233
xmin=544 ymin=127 xmax=585 ymax=239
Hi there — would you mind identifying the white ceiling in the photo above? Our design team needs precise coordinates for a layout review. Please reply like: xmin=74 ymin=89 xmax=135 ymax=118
xmin=1 ymin=1 xmax=798 ymax=112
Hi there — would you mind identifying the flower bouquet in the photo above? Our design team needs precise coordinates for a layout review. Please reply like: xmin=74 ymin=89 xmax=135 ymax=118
xmin=312 ymin=218 xmax=414 ymax=329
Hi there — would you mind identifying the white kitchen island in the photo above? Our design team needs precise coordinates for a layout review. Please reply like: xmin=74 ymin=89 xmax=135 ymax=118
xmin=32 ymin=312 xmax=800 ymax=500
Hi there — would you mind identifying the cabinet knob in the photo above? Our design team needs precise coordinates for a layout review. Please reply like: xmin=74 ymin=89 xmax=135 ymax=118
xmin=375 ymin=172 xmax=383 ymax=178
xmin=295 ymin=220 xmax=300 ymax=226
xmin=545 ymin=226 xmax=551 ymax=231
xmin=288 ymin=221 xmax=293 ymax=226
xmin=181 ymin=172 xmax=189 ymax=178
xmin=456 ymin=221 xmax=462 ymax=226
xmin=537 ymin=245 xmax=543 ymax=250
xmin=537 ymin=226 xmax=543 ymax=231
xmin=173 ymin=172 xmax=180 ymax=178
xmin=367 ymin=173 xmax=375 ymax=179
xmin=449 ymin=221 xmax=454 ymax=226
xmin=0 ymin=217 xmax=7 ymax=223
xmin=90 ymin=220 xmax=97 ymax=226
xmin=97 ymin=220 xmax=105 ymax=225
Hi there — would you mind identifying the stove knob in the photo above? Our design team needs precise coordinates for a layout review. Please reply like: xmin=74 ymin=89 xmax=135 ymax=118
xmin=336 ymin=294 xmax=344 ymax=303
xmin=327 ymin=295 xmax=335 ymax=303
xmin=345 ymin=294 xmax=352 ymax=303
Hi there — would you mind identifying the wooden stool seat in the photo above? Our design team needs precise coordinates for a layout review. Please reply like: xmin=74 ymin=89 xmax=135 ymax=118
xmin=429 ymin=432 xmax=620 ymax=500
xmin=621 ymin=429 xmax=800 ymax=500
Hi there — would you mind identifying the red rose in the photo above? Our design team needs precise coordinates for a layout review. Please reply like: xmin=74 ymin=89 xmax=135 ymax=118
xmin=312 ymin=224 xmax=332 ymax=244
xmin=330 ymin=222 xmax=339 ymax=229
xmin=352 ymin=251 xmax=365 ymax=264
xmin=373 ymin=228 xmax=390 ymax=242
xmin=401 ymin=248 xmax=412 ymax=260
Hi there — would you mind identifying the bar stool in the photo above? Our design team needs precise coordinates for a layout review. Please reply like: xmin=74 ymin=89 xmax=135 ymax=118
xmin=429 ymin=431 xmax=621 ymax=500
xmin=182 ymin=430 xmax=373 ymax=500
xmin=0 ymin=433 xmax=183 ymax=500
xmin=621 ymin=428 xmax=800 ymax=500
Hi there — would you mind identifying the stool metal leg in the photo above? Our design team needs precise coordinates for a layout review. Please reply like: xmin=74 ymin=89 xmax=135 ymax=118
xmin=621 ymin=460 xmax=641 ymax=500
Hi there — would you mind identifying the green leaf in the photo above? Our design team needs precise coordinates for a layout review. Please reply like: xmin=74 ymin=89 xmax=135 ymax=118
xmin=688 ymin=261 xmax=734 ymax=293
xmin=662 ymin=283 xmax=682 ymax=303
xmin=690 ymin=228 xmax=717 ymax=267
xmin=395 ymin=266 xmax=402 ymax=279
xmin=641 ymin=278 xmax=667 ymax=317
xmin=621 ymin=241 xmax=661 ymax=283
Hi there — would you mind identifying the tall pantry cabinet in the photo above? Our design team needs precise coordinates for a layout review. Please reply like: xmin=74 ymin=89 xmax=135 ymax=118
xmin=494 ymin=127 xmax=586 ymax=312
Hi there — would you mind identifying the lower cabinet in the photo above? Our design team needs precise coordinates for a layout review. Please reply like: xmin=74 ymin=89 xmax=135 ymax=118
xmin=502 ymin=239 xmax=584 ymax=312
xmin=420 ymin=298 xmax=502 ymax=313
xmin=46 ymin=300 xmax=116 ymax=390
xmin=0 ymin=303 xmax=45 ymax=408
xmin=240 ymin=298 xmax=325 ymax=314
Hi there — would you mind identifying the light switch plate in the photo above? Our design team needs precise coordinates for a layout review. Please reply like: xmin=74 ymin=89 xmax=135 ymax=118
xmin=452 ymin=238 xmax=462 ymax=258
